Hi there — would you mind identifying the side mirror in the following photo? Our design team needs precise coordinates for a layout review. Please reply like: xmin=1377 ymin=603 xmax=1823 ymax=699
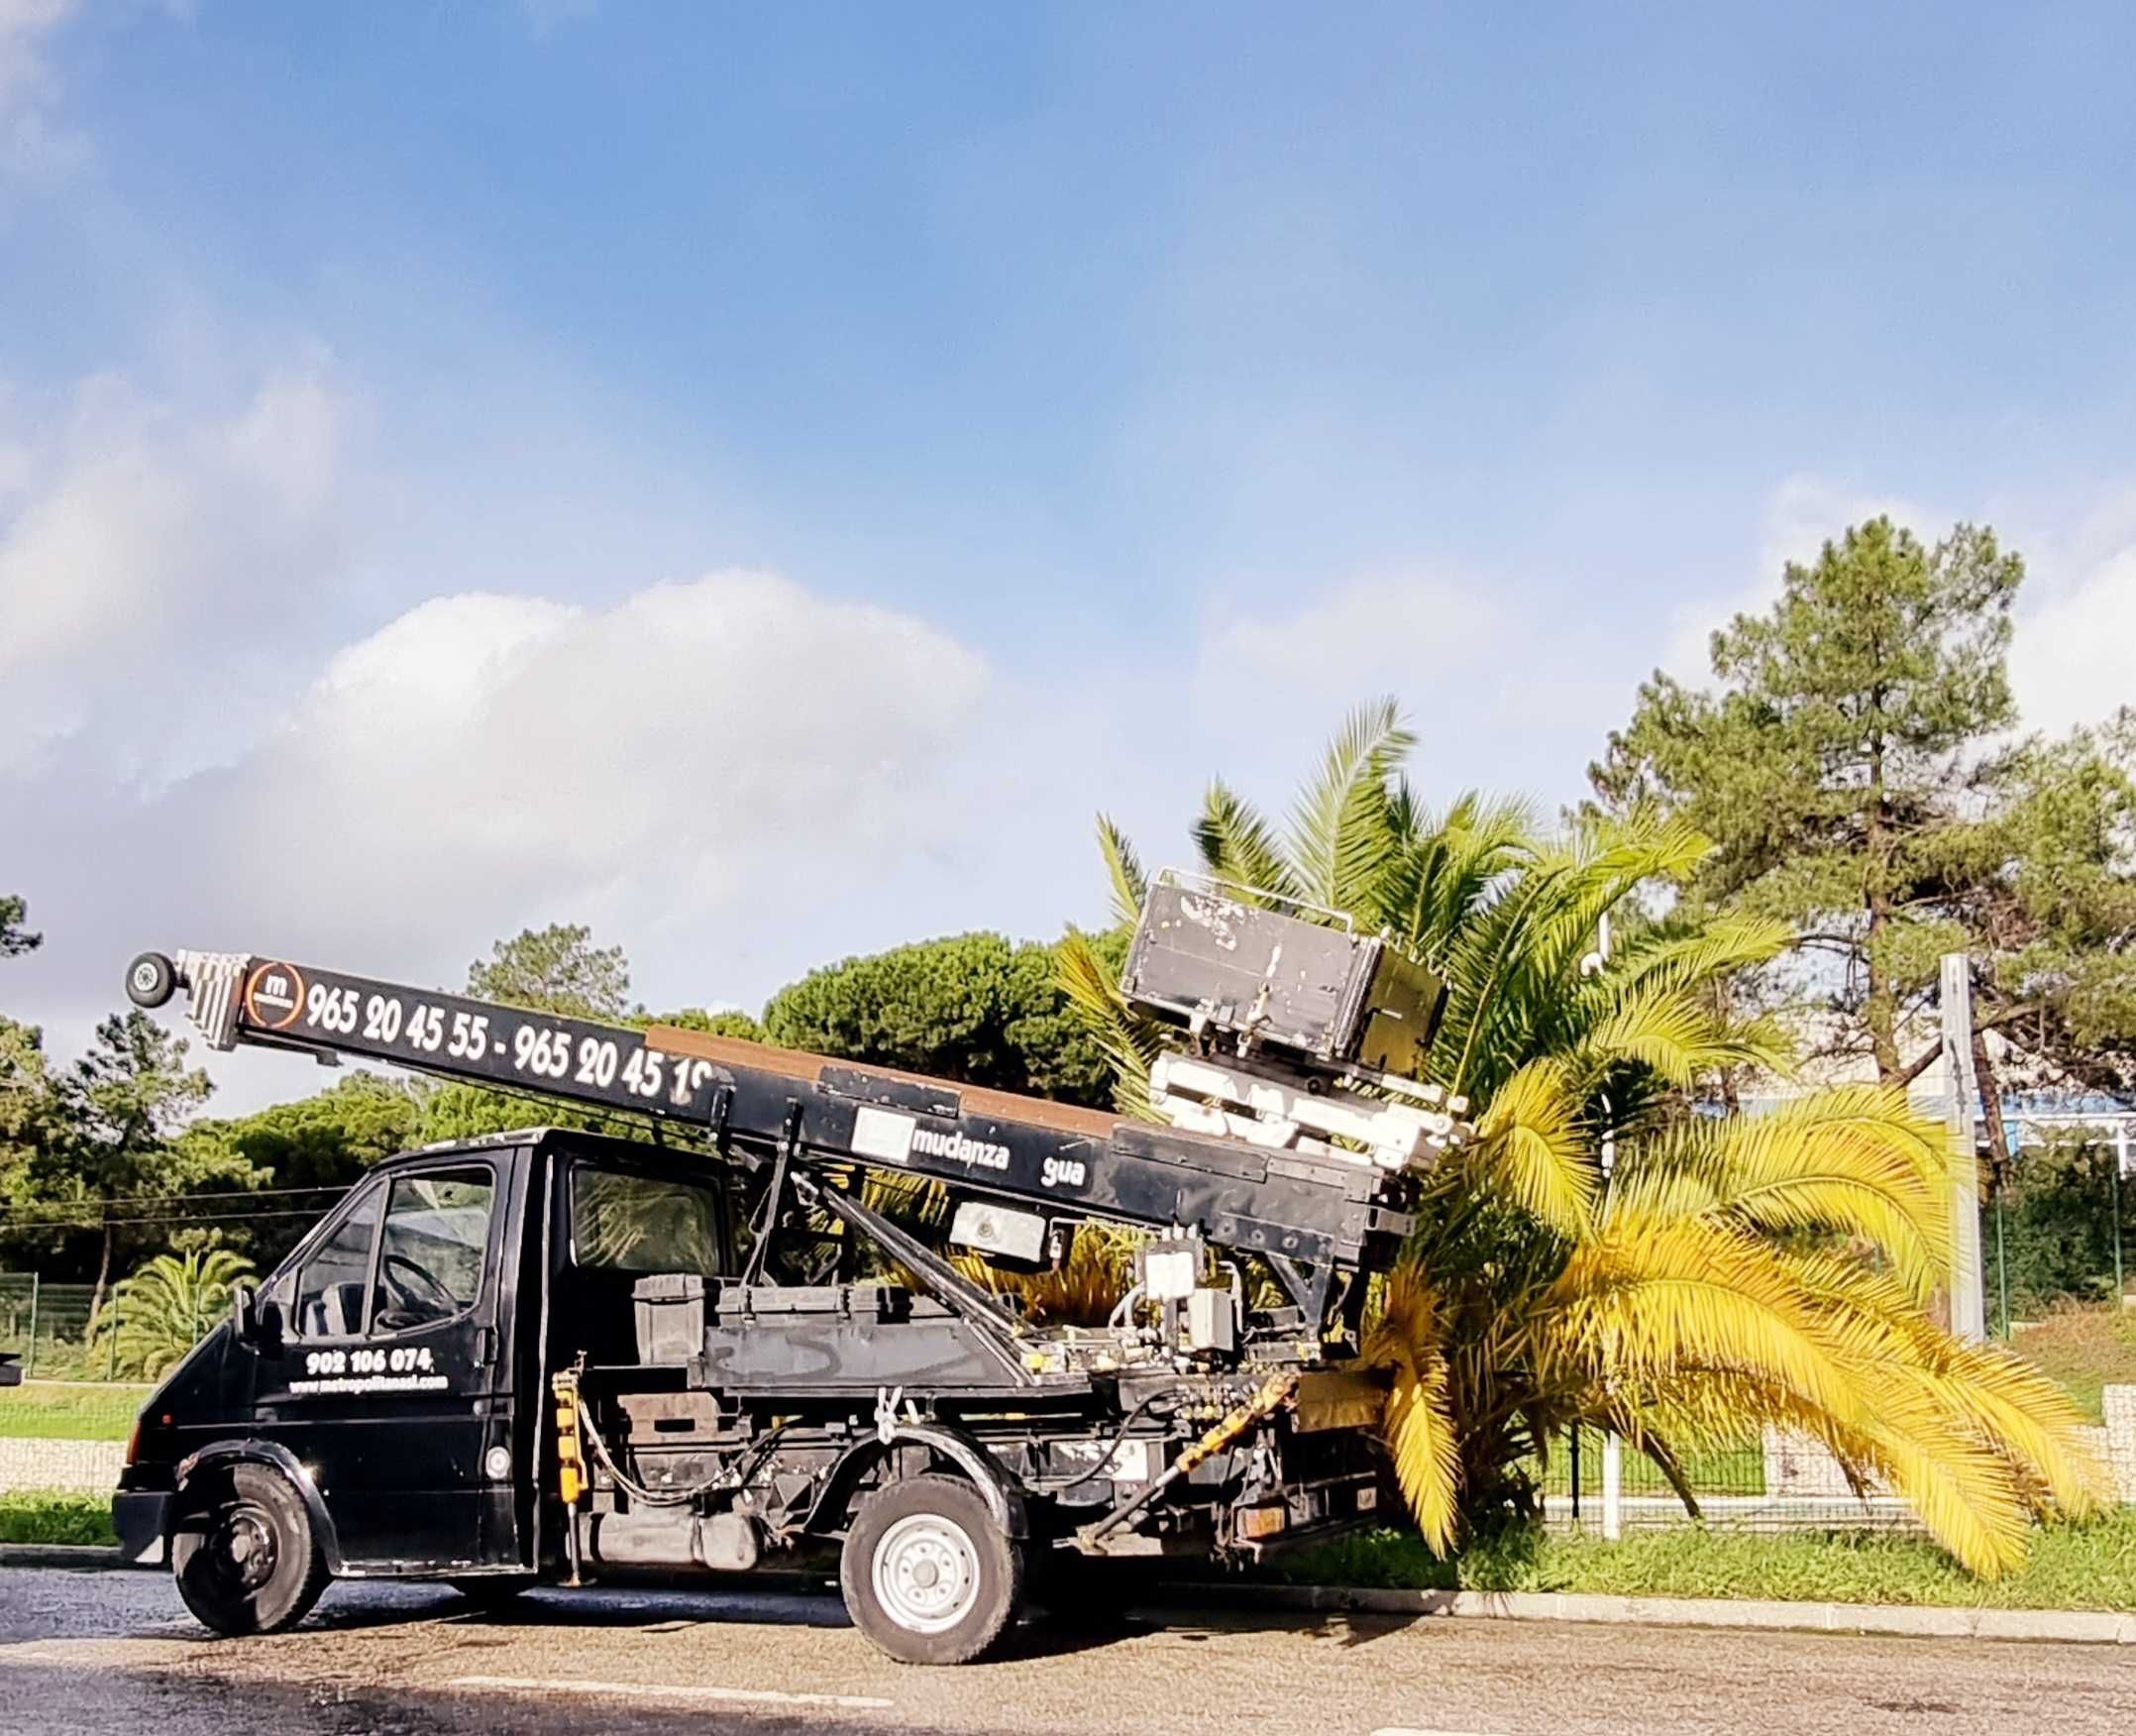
xmin=232 ymin=1285 xmax=283 ymax=1356
xmin=257 ymin=1296 xmax=285 ymax=1356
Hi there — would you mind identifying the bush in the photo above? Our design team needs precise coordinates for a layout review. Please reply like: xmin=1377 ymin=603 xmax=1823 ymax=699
xmin=1994 ymin=1130 xmax=2135 ymax=1314
xmin=0 ymin=1491 xmax=116 ymax=1547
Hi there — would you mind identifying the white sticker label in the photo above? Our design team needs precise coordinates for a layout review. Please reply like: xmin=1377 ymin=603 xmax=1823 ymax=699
xmin=851 ymin=1105 xmax=916 ymax=1165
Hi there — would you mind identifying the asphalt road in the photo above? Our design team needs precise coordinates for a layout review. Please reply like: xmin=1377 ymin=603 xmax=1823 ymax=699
xmin=1 ymin=1567 xmax=2130 ymax=1736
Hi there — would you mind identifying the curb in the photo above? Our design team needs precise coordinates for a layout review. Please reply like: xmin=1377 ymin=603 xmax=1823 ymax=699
xmin=0 ymin=1543 xmax=138 ymax=1571
xmin=1156 ymin=1579 xmax=2136 ymax=1645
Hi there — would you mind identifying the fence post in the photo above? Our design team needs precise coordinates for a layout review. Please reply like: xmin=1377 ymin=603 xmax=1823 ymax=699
xmin=106 ymin=1297 xmax=119 ymax=1380
xmin=1594 ymin=910 xmax=1626 ymax=1532
xmin=1940 ymin=954 xmax=1987 ymax=1343
xmin=2114 ymin=1132 xmax=2126 ymax=1305
xmin=1994 ymin=1188 xmax=2009 ymax=1340
xmin=1569 ymin=1425 xmax=1581 ymax=1524
xmin=24 ymin=1272 xmax=37 ymax=1380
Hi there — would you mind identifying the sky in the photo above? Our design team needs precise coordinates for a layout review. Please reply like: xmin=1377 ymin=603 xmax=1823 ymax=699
xmin=3 ymin=1 xmax=2134 ymax=1115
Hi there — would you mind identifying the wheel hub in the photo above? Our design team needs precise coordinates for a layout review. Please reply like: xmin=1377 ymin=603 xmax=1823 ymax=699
xmin=213 ymin=1505 xmax=277 ymax=1594
xmin=872 ymin=1512 xmax=980 ymax=1635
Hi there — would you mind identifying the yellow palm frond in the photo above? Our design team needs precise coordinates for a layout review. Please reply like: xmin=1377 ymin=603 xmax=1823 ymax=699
xmin=1574 ymin=977 xmax=1783 ymax=1091
xmin=1611 ymin=1088 xmax=1951 ymax=1301
xmin=1546 ymin=1214 xmax=1870 ymax=1428
xmin=1850 ymin=1376 xmax=2037 ymax=1578
xmin=1468 ymin=1058 xmax=1596 ymax=1236
xmin=1597 ymin=913 xmax=1793 ymax=1003
xmin=1363 ymin=1263 xmax=1461 ymax=1555
xmin=1775 ymin=1248 xmax=2110 ymax=1519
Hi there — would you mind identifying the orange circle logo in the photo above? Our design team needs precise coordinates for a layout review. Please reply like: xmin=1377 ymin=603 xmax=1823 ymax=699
xmin=244 ymin=962 xmax=307 ymax=1031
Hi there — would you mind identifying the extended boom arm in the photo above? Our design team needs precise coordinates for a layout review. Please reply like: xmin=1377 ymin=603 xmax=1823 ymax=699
xmin=126 ymin=948 xmax=1416 ymax=1329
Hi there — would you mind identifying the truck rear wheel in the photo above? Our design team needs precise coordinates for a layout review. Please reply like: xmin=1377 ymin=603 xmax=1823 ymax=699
xmin=839 ymin=1473 xmax=1024 ymax=1665
xmin=170 ymin=1463 xmax=329 ymax=1636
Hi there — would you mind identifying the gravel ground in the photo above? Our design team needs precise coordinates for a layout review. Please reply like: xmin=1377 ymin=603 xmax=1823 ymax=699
xmin=2 ymin=1566 xmax=2131 ymax=1736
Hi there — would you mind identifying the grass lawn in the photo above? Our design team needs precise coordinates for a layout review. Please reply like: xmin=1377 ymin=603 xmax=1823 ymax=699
xmin=2012 ymin=1305 xmax=2136 ymax=1424
xmin=0 ymin=1491 xmax=117 ymax=1547
xmin=0 ymin=1380 xmax=151 ymax=1441
xmin=1272 ymin=1510 xmax=2136 ymax=1612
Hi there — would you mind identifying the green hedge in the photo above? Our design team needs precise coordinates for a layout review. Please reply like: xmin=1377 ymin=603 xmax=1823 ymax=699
xmin=0 ymin=1491 xmax=117 ymax=1547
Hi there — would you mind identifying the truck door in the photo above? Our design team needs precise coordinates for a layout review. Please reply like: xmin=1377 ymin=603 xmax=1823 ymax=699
xmin=250 ymin=1151 xmax=524 ymax=1572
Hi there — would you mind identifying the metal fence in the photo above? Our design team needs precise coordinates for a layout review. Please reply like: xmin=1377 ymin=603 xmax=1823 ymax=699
xmin=0 ymin=1276 xmax=112 ymax=1380
xmin=1536 ymin=1425 xmax=1930 ymax=1537
xmin=1981 ymin=1144 xmax=2136 ymax=1338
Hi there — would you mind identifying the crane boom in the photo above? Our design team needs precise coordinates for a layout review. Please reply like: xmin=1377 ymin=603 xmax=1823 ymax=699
xmin=126 ymin=947 xmax=1415 ymax=1324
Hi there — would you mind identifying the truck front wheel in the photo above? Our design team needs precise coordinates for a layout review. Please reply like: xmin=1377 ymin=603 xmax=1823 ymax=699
xmin=839 ymin=1473 xmax=1024 ymax=1665
xmin=170 ymin=1463 xmax=329 ymax=1636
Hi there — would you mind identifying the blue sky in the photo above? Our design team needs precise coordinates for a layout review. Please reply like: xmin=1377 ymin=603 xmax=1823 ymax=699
xmin=4 ymin=2 xmax=2133 ymax=1109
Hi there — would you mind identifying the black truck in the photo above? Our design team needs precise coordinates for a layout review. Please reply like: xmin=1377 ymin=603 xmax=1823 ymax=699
xmin=112 ymin=877 xmax=1462 ymax=1663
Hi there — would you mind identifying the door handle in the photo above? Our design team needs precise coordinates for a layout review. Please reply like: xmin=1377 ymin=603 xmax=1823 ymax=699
xmin=475 ymin=1326 xmax=497 ymax=1365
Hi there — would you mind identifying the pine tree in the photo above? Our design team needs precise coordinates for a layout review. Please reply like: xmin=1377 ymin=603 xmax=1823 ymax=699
xmin=1591 ymin=518 xmax=2024 ymax=1082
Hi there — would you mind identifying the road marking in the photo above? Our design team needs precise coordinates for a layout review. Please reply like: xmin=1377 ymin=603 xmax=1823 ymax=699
xmin=451 ymin=1674 xmax=894 ymax=1711
xmin=1371 ymin=1728 xmax=1513 ymax=1736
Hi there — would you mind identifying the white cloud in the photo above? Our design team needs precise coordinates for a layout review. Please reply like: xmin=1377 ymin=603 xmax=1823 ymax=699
xmin=1656 ymin=473 xmax=2132 ymax=739
xmin=1196 ymin=572 xmax=1494 ymax=710
xmin=207 ymin=571 xmax=991 ymax=957
xmin=0 ymin=361 xmax=351 ymax=778
xmin=2008 ymin=545 xmax=2136 ymax=737
xmin=1659 ymin=474 xmax=1937 ymax=681
xmin=1191 ymin=571 xmax=1633 ymax=805
xmin=0 ymin=0 xmax=86 ymax=182
xmin=4 ymin=570 xmax=1001 ymax=1094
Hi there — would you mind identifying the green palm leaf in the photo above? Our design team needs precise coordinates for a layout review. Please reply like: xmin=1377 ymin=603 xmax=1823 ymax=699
xmin=1095 ymin=814 xmax=1149 ymax=931
xmin=1055 ymin=927 xmax=1166 ymax=1119
xmin=1193 ymin=781 xmax=1302 ymax=902
xmin=1283 ymin=697 xmax=1417 ymax=914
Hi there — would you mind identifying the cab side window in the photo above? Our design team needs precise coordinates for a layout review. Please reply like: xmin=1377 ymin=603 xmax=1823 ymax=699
xmin=285 ymin=1165 xmax=495 ymax=1341
xmin=292 ymin=1186 xmax=381 ymax=1341
xmin=370 ymin=1168 xmax=494 ymax=1334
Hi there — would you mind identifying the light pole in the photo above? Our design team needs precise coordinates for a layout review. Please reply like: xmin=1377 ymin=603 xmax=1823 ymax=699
xmin=1594 ymin=914 xmax=1624 ymax=1541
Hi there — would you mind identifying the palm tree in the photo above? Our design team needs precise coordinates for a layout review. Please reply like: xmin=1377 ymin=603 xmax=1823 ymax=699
xmin=91 ymin=1248 xmax=256 ymax=1380
xmin=1058 ymin=700 xmax=2105 ymax=1576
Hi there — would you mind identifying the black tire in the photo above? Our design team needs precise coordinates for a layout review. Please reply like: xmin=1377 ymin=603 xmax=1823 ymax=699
xmin=839 ymin=1473 xmax=1024 ymax=1666
xmin=448 ymin=1575 xmax=535 ymax=1610
xmin=170 ymin=1463 xmax=330 ymax=1636
xmin=125 ymin=952 xmax=176 ymax=1010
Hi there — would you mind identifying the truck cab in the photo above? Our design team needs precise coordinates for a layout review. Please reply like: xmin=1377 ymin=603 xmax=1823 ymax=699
xmin=117 ymin=1130 xmax=731 ymax=1610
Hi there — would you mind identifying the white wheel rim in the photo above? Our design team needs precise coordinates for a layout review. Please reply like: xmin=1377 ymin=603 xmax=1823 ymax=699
xmin=872 ymin=1511 xmax=981 ymax=1635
